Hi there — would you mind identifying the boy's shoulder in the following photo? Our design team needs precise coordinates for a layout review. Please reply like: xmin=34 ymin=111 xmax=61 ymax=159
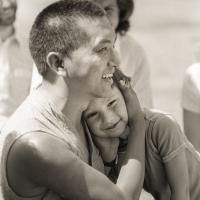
xmin=144 ymin=108 xmax=185 ymax=162
xmin=144 ymin=108 xmax=176 ymax=126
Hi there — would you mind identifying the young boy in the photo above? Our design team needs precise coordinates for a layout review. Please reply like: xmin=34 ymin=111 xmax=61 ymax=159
xmin=83 ymin=70 xmax=200 ymax=200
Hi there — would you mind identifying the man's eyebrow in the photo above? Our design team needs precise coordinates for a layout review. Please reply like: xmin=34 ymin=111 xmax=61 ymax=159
xmin=93 ymin=38 xmax=112 ymax=51
xmin=96 ymin=39 xmax=112 ymax=46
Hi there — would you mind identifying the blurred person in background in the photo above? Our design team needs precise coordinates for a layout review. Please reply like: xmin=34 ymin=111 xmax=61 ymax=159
xmin=182 ymin=62 xmax=200 ymax=152
xmin=31 ymin=0 xmax=153 ymax=109
xmin=113 ymin=0 xmax=152 ymax=108
xmin=0 ymin=0 xmax=32 ymax=129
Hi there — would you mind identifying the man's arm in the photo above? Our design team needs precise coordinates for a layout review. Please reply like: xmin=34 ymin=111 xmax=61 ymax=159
xmin=164 ymin=151 xmax=190 ymax=200
xmin=7 ymin=132 xmax=130 ymax=200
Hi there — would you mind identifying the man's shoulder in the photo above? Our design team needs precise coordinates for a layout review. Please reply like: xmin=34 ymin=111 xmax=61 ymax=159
xmin=14 ymin=131 xmax=72 ymax=157
xmin=1 ymin=98 xmax=37 ymax=133
xmin=8 ymin=131 xmax=75 ymax=172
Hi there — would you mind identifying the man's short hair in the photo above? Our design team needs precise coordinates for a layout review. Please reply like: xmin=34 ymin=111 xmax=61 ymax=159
xmin=29 ymin=0 xmax=105 ymax=76
xmin=116 ymin=0 xmax=134 ymax=35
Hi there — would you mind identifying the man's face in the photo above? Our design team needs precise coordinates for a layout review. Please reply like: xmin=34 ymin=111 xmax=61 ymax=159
xmin=84 ymin=85 xmax=128 ymax=138
xmin=0 ymin=0 xmax=17 ymax=26
xmin=93 ymin=0 xmax=119 ymax=30
xmin=66 ymin=16 xmax=120 ymax=98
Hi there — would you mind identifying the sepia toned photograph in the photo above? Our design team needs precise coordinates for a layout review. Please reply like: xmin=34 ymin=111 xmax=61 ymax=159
xmin=0 ymin=0 xmax=200 ymax=199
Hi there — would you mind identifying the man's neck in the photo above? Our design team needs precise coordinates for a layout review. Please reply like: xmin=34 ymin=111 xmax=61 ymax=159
xmin=0 ymin=25 xmax=14 ymax=42
xmin=39 ymin=76 xmax=89 ymax=133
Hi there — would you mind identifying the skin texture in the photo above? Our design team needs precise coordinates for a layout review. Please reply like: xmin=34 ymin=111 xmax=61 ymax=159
xmin=84 ymin=85 xmax=128 ymax=138
xmin=64 ymin=17 xmax=118 ymax=98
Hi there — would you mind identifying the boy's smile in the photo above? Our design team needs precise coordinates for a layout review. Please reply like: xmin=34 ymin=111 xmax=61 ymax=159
xmin=84 ymin=85 xmax=128 ymax=138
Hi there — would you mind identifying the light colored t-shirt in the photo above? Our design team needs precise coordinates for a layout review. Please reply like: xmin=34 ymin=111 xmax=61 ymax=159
xmin=31 ymin=34 xmax=153 ymax=109
xmin=116 ymin=34 xmax=152 ymax=108
xmin=0 ymin=89 xmax=104 ymax=199
xmin=182 ymin=63 xmax=200 ymax=113
xmin=0 ymin=32 xmax=32 ymax=129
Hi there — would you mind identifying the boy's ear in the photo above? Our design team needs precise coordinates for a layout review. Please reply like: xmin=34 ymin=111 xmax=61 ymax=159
xmin=46 ymin=52 xmax=67 ymax=77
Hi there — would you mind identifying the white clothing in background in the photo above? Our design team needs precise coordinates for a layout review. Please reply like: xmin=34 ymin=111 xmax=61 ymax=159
xmin=0 ymin=34 xmax=32 ymax=128
xmin=116 ymin=34 xmax=152 ymax=108
xmin=182 ymin=63 xmax=200 ymax=114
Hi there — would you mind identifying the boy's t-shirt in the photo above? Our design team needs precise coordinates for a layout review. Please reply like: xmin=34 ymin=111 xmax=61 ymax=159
xmin=117 ymin=109 xmax=200 ymax=200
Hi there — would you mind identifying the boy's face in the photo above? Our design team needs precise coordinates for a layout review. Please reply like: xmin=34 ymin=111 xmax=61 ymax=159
xmin=93 ymin=0 xmax=119 ymax=30
xmin=0 ymin=0 xmax=17 ymax=26
xmin=84 ymin=85 xmax=128 ymax=138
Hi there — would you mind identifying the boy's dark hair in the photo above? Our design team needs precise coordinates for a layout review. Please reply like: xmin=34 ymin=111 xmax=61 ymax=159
xmin=116 ymin=0 xmax=134 ymax=35
xmin=29 ymin=0 xmax=105 ymax=76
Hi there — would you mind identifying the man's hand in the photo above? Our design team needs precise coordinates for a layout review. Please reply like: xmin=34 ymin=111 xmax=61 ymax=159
xmin=93 ymin=135 xmax=119 ymax=162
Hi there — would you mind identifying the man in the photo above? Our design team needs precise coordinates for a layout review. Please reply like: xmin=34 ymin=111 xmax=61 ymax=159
xmin=0 ymin=0 xmax=32 ymax=128
xmin=0 ymin=1 xmax=145 ymax=199
xmin=31 ymin=0 xmax=153 ymax=109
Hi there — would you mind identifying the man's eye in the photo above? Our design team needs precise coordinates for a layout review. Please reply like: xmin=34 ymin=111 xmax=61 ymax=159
xmin=97 ymin=47 xmax=109 ymax=53
xmin=104 ymin=6 xmax=113 ymax=13
xmin=108 ymin=100 xmax=117 ymax=107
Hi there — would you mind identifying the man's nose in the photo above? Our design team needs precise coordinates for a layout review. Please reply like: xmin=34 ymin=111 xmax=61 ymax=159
xmin=108 ymin=49 xmax=120 ymax=69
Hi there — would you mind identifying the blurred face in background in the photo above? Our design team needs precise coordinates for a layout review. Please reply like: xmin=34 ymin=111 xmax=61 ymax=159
xmin=0 ymin=0 xmax=17 ymax=26
xmin=93 ymin=0 xmax=119 ymax=30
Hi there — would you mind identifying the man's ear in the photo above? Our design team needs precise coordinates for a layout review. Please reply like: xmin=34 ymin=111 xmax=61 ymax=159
xmin=46 ymin=52 xmax=67 ymax=77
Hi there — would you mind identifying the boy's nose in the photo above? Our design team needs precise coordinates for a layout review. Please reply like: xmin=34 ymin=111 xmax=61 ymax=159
xmin=102 ymin=112 xmax=117 ymax=130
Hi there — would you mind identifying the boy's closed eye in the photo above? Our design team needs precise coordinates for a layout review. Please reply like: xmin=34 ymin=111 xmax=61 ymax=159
xmin=86 ymin=112 xmax=98 ymax=119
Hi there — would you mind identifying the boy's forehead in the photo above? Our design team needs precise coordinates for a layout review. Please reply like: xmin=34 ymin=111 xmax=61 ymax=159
xmin=90 ymin=86 xmax=119 ymax=104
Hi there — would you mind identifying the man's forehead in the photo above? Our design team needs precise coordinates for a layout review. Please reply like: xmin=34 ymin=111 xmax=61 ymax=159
xmin=76 ymin=17 xmax=115 ymax=44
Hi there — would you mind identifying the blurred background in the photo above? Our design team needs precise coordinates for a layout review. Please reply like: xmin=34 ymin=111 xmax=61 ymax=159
xmin=15 ymin=0 xmax=200 ymax=128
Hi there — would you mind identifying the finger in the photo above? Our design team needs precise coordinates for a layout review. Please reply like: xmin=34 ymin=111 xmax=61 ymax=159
xmin=113 ymin=67 xmax=131 ymax=83
xmin=113 ymin=68 xmax=131 ymax=93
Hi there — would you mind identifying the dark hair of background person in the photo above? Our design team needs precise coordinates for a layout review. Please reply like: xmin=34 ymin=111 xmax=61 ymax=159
xmin=29 ymin=0 xmax=105 ymax=76
xmin=116 ymin=0 xmax=134 ymax=35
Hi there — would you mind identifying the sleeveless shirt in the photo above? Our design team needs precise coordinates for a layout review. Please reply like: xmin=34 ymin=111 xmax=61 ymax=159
xmin=0 ymin=90 xmax=104 ymax=199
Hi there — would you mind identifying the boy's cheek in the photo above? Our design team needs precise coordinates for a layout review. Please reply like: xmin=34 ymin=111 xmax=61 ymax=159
xmin=119 ymin=126 xmax=129 ymax=139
